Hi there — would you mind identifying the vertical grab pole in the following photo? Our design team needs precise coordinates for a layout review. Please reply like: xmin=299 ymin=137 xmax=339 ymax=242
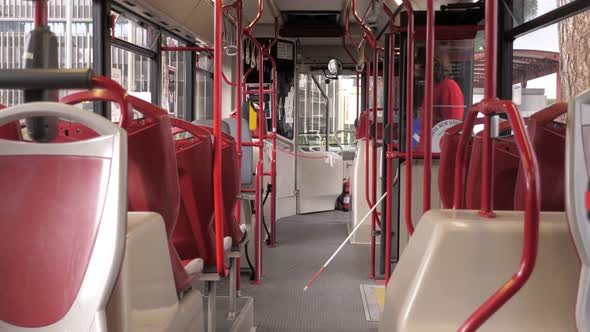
xmin=213 ymin=0 xmax=226 ymax=278
xmin=34 ymin=0 xmax=48 ymax=27
xmin=243 ymin=0 xmax=264 ymax=284
xmin=480 ymin=0 xmax=497 ymax=217
xmin=234 ymin=0 xmax=243 ymax=294
xmin=269 ymin=17 xmax=279 ymax=247
xmin=256 ymin=49 xmax=264 ymax=284
xmin=370 ymin=50 xmax=379 ymax=279
xmin=383 ymin=4 xmax=398 ymax=284
xmin=423 ymin=0 xmax=434 ymax=212
xmin=402 ymin=0 xmax=415 ymax=236
xmin=351 ymin=0 xmax=382 ymax=279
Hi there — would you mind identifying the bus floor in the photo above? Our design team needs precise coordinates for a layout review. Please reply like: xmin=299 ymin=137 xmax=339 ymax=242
xmin=223 ymin=210 xmax=379 ymax=332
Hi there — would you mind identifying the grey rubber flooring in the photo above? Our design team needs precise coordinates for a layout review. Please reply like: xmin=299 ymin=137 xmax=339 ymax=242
xmin=239 ymin=210 xmax=380 ymax=332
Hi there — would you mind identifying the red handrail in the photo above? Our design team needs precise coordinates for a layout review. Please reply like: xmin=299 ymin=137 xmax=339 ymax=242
xmin=454 ymin=99 xmax=540 ymax=332
xmin=243 ymin=0 xmax=262 ymax=33
xmin=351 ymin=0 xmax=378 ymax=49
xmin=529 ymin=102 xmax=568 ymax=125
xmin=60 ymin=76 xmax=130 ymax=129
xmin=213 ymin=0 xmax=227 ymax=277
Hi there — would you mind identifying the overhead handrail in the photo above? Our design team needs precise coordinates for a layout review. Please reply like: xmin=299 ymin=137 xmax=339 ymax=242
xmin=351 ymin=0 xmax=378 ymax=49
xmin=243 ymin=0 xmax=263 ymax=33
xmin=454 ymin=100 xmax=540 ymax=332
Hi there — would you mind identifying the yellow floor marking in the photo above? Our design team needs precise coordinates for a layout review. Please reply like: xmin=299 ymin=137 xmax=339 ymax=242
xmin=373 ymin=287 xmax=386 ymax=310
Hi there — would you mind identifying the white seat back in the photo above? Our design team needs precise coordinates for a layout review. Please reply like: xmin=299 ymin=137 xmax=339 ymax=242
xmin=566 ymin=88 xmax=590 ymax=332
xmin=0 ymin=103 xmax=127 ymax=332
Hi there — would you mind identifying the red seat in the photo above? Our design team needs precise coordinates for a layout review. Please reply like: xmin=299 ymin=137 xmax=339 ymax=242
xmin=0 ymin=102 xmax=126 ymax=329
xmin=197 ymin=126 xmax=243 ymax=245
xmin=60 ymin=92 xmax=192 ymax=292
xmin=438 ymin=121 xmax=474 ymax=208
xmin=514 ymin=103 xmax=567 ymax=211
xmin=466 ymin=132 xmax=520 ymax=210
xmin=438 ymin=119 xmax=490 ymax=208
xmin=356 ymin=109 xmax=383 ymax=140
xmin=170 ymin=118 xmax=217 ymax=268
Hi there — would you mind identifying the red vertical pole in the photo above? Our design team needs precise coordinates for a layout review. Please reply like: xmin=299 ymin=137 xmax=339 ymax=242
xmin=213 ymin=0 xmax=226 ymax=277
xmin=234 ymin=1 xmax=243 ymax=293
xmin=385 ymin=28 xmax=395 ymax=284
xmin=269 ymin=17 xmax=278 ymax=247
xmin=423 ymin=0 xmax=434 ymax=212
xmin=480 ymin=115 xmax=495 ymax=217
xmin=404 ymin=2 xmax=415 ymax=236
xmin=484 ymin=0 xmax=497 ymax=100
xmin=254 ymin=161 xmax=262 ymax=284
xmin=256 ymin=48 xmax=264 ymax=284
xmin=480 ymin=0 xmax=497 ymax=217
xmin=34 ymin=0 xmax=48 ymax=27
xmin=370 ymin=50 xmax=379 ymax=279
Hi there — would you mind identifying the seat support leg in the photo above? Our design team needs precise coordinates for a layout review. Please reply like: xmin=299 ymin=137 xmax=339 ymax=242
xmin=207 ymin=280 xmax=217 ymax=332
xmin=228 ymin=256 xmax=237 ymax=320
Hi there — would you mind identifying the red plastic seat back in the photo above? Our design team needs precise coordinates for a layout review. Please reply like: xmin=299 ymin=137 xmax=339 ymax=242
xmin=438 ymin=122 xmax=474 ymax=208
xmin=466 ymin=134 xmax=520 ymax=210
xmin=170 ymin=119 xmax=217 ymax=267
xmin=356 ymin=110 xmax=383 ymax=140
xmin=514 ymin=103 xmax=567 ymax=211
xmin=52 ymin=121 xmax=99 ymax=142
xmin=0 ymin=102 xmax=126 ymax=329
xmin=1 ymin=156 xmax=109 ymax=327
xmin=198 ymin=126 xmax=243 ymax=244
xmin=60 ymin=92 xmax=190 ymax=291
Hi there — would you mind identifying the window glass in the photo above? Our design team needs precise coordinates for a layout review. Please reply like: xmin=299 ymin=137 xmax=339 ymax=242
xmin=112 ymin=11 xmax=159 ymax=50
xmin=0 ymin=0 xmax=93 ymax=107
xmin=509 ymin=10 xmax=588 ymax=121
xmin=512 ymin=0 xmax=569 ymax=26
xmin=413 ymin=39 xmax=474 ymax=152
xmin=111 ymin=46 xmax=152 ymax=121
xmin=161 ymin=36 xmax=186 ymax=118
xmin=195 ymin=70 xmax=213 ymax=120
xmin=297 ymin=74 xmax=357 ymax=151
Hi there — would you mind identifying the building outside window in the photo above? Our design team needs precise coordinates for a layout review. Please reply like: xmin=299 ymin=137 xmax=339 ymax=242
xmin=0 ymin=0 xmax=93 ymax=106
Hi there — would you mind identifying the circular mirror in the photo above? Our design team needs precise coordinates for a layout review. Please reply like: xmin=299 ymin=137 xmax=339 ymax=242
xmin=328 ymin=59 xmax=343 ymax=76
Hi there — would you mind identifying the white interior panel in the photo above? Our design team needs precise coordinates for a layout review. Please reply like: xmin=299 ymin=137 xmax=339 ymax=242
xmin=297 ymin=149 xmax=343 ymax=214
xmin=380 ymin=210 xmax=579 ymax=332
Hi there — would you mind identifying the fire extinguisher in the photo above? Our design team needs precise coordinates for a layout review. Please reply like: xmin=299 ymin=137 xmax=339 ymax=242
xmin=342 ymin=179 xmax=351 ymax=211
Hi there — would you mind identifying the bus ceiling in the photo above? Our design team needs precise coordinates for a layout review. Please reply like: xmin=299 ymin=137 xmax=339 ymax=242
xmin=112 ymin=0 xmax=485 ymax=47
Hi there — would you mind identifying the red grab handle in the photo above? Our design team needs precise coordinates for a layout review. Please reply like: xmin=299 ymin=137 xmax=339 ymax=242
xmin=454 ymin=99 xmax=540 ymax=332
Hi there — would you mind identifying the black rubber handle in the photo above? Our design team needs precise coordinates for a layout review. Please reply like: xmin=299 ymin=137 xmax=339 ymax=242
xmin=0 ymin=69 xmax=93 ymax=90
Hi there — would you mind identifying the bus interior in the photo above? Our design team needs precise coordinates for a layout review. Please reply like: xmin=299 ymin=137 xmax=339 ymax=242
xmin=1 ymin=0 xmax=590 ymax=331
